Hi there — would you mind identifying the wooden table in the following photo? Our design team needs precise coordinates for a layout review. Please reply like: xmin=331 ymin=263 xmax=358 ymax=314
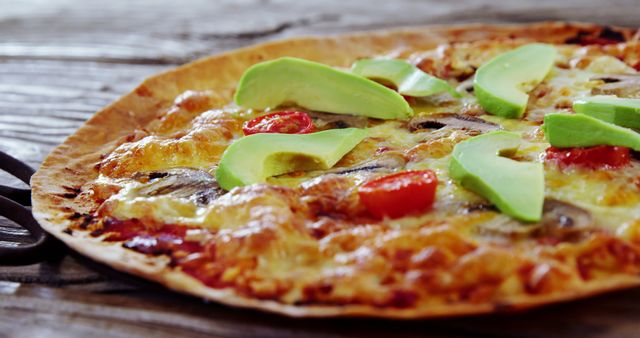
xmin=1 ymin=1 xmax=640 ymax=337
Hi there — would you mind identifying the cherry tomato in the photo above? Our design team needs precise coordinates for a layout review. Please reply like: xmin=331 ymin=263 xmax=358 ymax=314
xmin=358 ymin=170 xmax=438 ymax=219
xmin=242 ymin=111 xmax=315 ymax=135
xmin=545 ymin=146 xmax=631 ymax=169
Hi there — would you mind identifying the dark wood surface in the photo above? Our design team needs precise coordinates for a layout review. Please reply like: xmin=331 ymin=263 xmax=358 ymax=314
xmin=2 ymin=1 xmax=640 ymax=337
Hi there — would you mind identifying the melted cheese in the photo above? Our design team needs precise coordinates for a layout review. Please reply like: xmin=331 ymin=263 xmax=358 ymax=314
xmin=89 ymin=40 xmax=640 ymax=308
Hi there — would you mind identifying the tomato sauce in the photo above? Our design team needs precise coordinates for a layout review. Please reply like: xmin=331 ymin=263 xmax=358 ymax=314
xmin=92 ymin=219 xmax=220 ymax=283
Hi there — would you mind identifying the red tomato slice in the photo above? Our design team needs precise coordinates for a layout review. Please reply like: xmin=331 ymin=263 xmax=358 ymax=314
xmin=358 ymin=170 xmax=438 ymax=219
xmin=545 ymin=145 xmax=631 ymax=169
xmin=243 ymin=111 xmax=315 ymax=135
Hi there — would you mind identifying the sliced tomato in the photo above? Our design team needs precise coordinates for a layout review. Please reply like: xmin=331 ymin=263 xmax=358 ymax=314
xmin=545 ymin=145 xmax=631 ymax=169
xmin=243 ymin=111 xmax=315 ymax=135
xmin=358 ymin=170 xmax=438 ymax=219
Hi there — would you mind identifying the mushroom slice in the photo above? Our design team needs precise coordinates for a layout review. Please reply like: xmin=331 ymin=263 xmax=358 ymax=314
xmin=591 ymin=74 xmax=640 ymax=98
xmin=474 ymin=214 xmax=538 ymax=240
xmin=307 ymin=111 xmax=369 ymax=129
xmin=408 ymin=113 xmax=500 ymax=133
xmin=537 ymin=198 xmax=593 ymax=239
xmin=135 ymin=168 xmax=224 ymax=205
xmin=328 ymin=152 xmax=407 ymax=175
xmin=473 ymin=199 xmax=593 ymax=241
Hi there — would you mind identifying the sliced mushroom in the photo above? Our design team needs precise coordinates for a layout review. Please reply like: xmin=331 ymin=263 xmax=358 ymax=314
xmin=408 ymin=113 xmax=500 ymax=133
xmin=456 ymin=76 xmax=475 ymax=94
xmin=134 ymin=168 xmax=224 ymax=205
xmin=473 ymin=198 xmax=593 ymax=241
xmin=462 ymin=203 xmax=497 ymax=213
xmin=591 ymin=74 xmax=640 ymax=98
xmin=328 ymin=152 xmax=407 ymax=175
xmin=474 ymin=214 xmax=537 ymax=240
xmin=537 ymin=198 xmax=593 ymax=239
xmin=307 ymin=111 xmax=369 ymax=129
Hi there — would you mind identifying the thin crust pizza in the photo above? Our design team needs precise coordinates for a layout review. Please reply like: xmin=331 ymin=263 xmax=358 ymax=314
xmin=31 ymin=22 xmax=640 ymax=318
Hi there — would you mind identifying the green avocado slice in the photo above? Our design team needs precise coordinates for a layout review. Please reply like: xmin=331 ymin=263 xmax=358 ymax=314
xmin=573 ymin=95 xmax=640 ymax=129
xmin=450 ymin=131 xmax=544 ymax=222
xmin=234 ymin=57 xmax=413 ymax=120
xmin=351 ymin=59 xmax=461 ymax=98
xmin=216 ymin=128 xmax=367 ymax=190
xmin=543 ymin=113 xmax=640 ymax=150
xmin=474 ymin=44 xmax=556 ymax=119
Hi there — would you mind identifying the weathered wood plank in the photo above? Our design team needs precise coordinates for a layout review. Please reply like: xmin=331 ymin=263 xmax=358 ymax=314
xmin=2 ymin=282 xmax=640 ymax=338
xmin=0 ymin=59 xmax=166 ymax=189
xmin=2 ymin=0 xmax=640 ymax=66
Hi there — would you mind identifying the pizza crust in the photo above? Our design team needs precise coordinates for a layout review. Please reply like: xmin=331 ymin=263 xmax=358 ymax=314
xmin=31 ymin=22 xmax=640 ymax=318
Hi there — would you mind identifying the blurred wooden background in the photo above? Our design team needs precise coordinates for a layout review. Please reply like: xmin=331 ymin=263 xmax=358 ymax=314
xmin=1 ymin=0 xmax=640 ymax=337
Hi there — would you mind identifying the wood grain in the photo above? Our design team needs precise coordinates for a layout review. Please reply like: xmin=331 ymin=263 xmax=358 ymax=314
xmin=1 ymin=0 xmax=640 ymax=337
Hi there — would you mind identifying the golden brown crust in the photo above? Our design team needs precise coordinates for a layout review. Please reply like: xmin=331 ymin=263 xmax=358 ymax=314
xmin=31 ymin=22 xmax=640 ymax=318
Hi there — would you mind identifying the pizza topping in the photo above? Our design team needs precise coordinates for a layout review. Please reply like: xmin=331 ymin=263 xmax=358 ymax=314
xmin=473 ymin=199 xmax=593 ymax=242
xmin=537 ymin=199 xmax=593 ymax=240
xmin=585 ymin=56 xmax=637 ymax=75
xmin=573 ymin=95 xmax=640 ymax=129
xmin=93 ymin=219 xmax=205 ymax=261
xmin=307 ymin=111 xmax=369 ymax=129
xmin=545 ymin=145 xmax=631 ymax=169
xmin=358 ymin=170 xmax=437 ymax=219
xmin=408 ymin=113 xmax=500 ymax=133
xmin=123 ymin=229 xmax=203 ymax=257
xmin=133 ymin=168 xmax=224 ymax=205
xmin=301 ymin=174 xmax=366 ymax=218
xmin=99 ymin=110 xmax=241 ymax=178
xmin=234 ymin=57 xmax=413 ymax=120
xmin=152 ymin=91 xmax=216 ymax=135
xmin=328 ymin=151 xmax=406 ymax=176
xmin=94 ymin=218 xmax=197 ymax=247
xmin=351 ymin=59 xmax=460 ymax=98
xmin=450 ymin=131 xmax=545 ymax=222
xmin=543 ymin=113 xmax=640 ymax=151
xmin=216 ymin=128 xmax=367 ymax=190
xmin=473 ymin=213 xmax=538 ymax=240
xmin=474 ymin=44 xmax=557 ymax=118
xmin=565 ymin=27 xmax=627 ymax=46
xmin=242 ymin=111 xmax=315 ymax=135
xmin=591 ymin=74 xmax=640 ymax=98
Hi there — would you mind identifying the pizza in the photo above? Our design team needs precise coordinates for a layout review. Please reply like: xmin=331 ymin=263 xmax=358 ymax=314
xmin=31 ymin=22 xmax=640 ymax=318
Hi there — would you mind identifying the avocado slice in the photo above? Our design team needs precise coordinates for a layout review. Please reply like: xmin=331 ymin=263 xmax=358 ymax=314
xmin=234 ymin=57 xmax=412 ymax=120
xmin=543 ymin=113 xmax=640 ymax=150
xmin=216 ymin=128 xmax=367 ymax=190
xmin=573 ymin=95 xmax=640 ymax=129
xmin=351 ymin=59 xmax=461 ymax=98
xmin=474 ymin=44 xmax=556 ymax=119
xmin=450 ymin=131 xmax=544 ymax=222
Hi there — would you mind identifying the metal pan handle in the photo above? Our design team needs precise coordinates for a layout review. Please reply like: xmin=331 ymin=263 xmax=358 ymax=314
xmin=0 ymin=150 xmax=56 ymax=265
xmin=0 ymin=196 xmax=51 ymax=265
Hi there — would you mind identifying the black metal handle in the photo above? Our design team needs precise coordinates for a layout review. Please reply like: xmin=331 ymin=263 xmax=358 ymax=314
xmin=0 ymin=150 xmax=55 ymax=265
xmin=0 ymin=151 xmax=35 ymax=185
xmin=0 ymin=196 xmax=51 ymax=265
xmin=0 ymin=186 xmax=31 ymax=206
